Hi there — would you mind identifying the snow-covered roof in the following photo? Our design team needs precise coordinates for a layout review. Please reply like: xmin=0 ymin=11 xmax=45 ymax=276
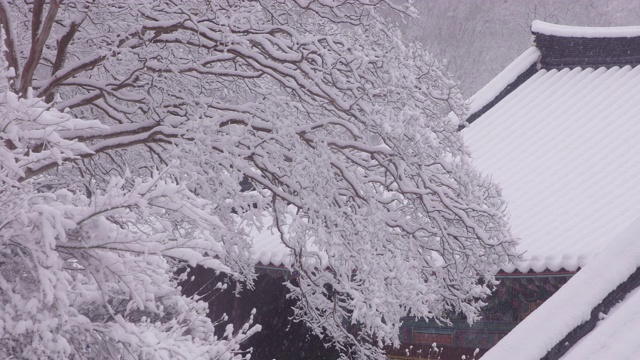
xmin=464 ymin=63 xmax=640 ymax=273
xmin=249 ymin=214 xmax=327 ymax=268
xmin=481 ymin=217 xmax=640 ymax=360
xmin=463 ymin=21 xmax=640 ymax=273
xmin=250 ymin=223 xmax=293 ymax=267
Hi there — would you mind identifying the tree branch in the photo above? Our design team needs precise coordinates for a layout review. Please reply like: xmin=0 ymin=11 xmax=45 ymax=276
xmin=37 ymin=54 xmax=107 ymax=99
xmin=31 ymin=0 xmax=45 ymax=44
xmin=45 ymin=11 xmax=87 ymax=102
xmin=20 ymin=126 xmax=183 ymax=182
xmin=19 ymin=0 xmax=60 ymax=96
xmin=0 ymin=0 xmax=20 ymax=82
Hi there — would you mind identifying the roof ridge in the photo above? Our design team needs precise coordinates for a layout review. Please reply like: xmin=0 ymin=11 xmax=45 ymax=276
xmin=532 ymin=20 xmax=640 ymax=39
xmin=533 ymin=22 xmax=640 ymax=70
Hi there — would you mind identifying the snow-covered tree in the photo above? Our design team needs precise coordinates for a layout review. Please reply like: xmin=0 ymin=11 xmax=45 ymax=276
xmin=0 ymin=1 xmax=517 ymax=359
xmin=0 ymin=54 xmax=262 ymax=359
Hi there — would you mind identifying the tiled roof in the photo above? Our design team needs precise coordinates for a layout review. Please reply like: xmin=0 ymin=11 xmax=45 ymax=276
xmin=463 ymin=22 xmax=640 ymax=271
xmin=250 ymin=222 xmax=293 ymax=267
xmin=464 ymin=23 xmax=640 ymax=273
xmin=463 ymin=21 xmax=640 ymax=272
xmin=466 ymin=23 xmax=640 ymax=358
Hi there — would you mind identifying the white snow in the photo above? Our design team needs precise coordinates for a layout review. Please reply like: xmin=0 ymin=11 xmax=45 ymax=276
xmin=481 ymin=217 xmax=640 ymax=360
xmin=464 ymin=63 xmax=640 ymax=272
xmin=532 ymin=20 xmax=640 ymax=38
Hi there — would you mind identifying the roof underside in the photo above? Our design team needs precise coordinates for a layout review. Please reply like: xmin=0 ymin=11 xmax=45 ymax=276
xmin=463 ymin=63 xmax=640 ymax=273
